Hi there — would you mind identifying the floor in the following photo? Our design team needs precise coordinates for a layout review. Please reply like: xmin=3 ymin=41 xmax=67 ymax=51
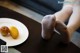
xmin=0 ymin=1 xmax=80 ymax=53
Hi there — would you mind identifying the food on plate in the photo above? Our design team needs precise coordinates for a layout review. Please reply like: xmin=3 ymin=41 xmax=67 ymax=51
xmin=0 ymin=26 xmax=10 ymax=36
xmin=9 ymin=26 xmax=19 ymax=39
xmin=0 ymin=26 xmax=19 ymax=39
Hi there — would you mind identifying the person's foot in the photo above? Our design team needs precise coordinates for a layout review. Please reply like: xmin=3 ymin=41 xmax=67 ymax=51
xmin=41 ymin=15 xmax=56 ymax=40
xmin=55 ymin=21 xmax=70 ymax=44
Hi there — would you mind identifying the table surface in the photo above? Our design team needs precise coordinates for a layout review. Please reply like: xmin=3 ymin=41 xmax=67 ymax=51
xmin=0 ymin=6 xmax=80 ymax=53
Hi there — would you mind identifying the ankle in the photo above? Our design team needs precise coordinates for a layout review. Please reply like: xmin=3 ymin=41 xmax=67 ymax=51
xmin=67 ymin=26 xmax=74 ymax=38
xmin=62 ymin=5 xmax=73 ymax=15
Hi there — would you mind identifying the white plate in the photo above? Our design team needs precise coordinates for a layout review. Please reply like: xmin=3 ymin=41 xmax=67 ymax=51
xmin=0 ymin=18 xmax=29 ymax=47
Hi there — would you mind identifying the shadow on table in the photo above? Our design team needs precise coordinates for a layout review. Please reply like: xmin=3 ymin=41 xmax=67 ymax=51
xmin=37 ymin=32 xmax=80 ymax=53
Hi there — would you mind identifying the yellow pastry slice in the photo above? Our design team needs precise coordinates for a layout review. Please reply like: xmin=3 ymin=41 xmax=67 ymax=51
xmin=9 ymin=26 xmax=19 ymax=39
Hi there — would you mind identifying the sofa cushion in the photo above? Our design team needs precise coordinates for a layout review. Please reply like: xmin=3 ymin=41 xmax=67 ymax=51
xmin=33 ymin=0 xmax=63 ymax=11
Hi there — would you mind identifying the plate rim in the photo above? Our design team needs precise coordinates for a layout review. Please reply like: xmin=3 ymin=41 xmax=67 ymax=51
xmin=0 ymin=18 xmax=29 ymax=47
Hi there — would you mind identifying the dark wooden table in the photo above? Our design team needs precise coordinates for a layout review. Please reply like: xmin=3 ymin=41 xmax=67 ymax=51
xmin=0 ymin=6 xmax=80 ymax=53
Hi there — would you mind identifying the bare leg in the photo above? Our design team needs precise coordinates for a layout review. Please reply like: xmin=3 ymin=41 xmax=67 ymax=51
xmin=54 ymin=0 xmax=75 ymax=22
xmin=67 ymin=1 xmax=80 ymax=38
xmin=54 ymin=6 xmax=72 ymax=22
xmin=55 ymin=0 xmax=80 ymax=43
